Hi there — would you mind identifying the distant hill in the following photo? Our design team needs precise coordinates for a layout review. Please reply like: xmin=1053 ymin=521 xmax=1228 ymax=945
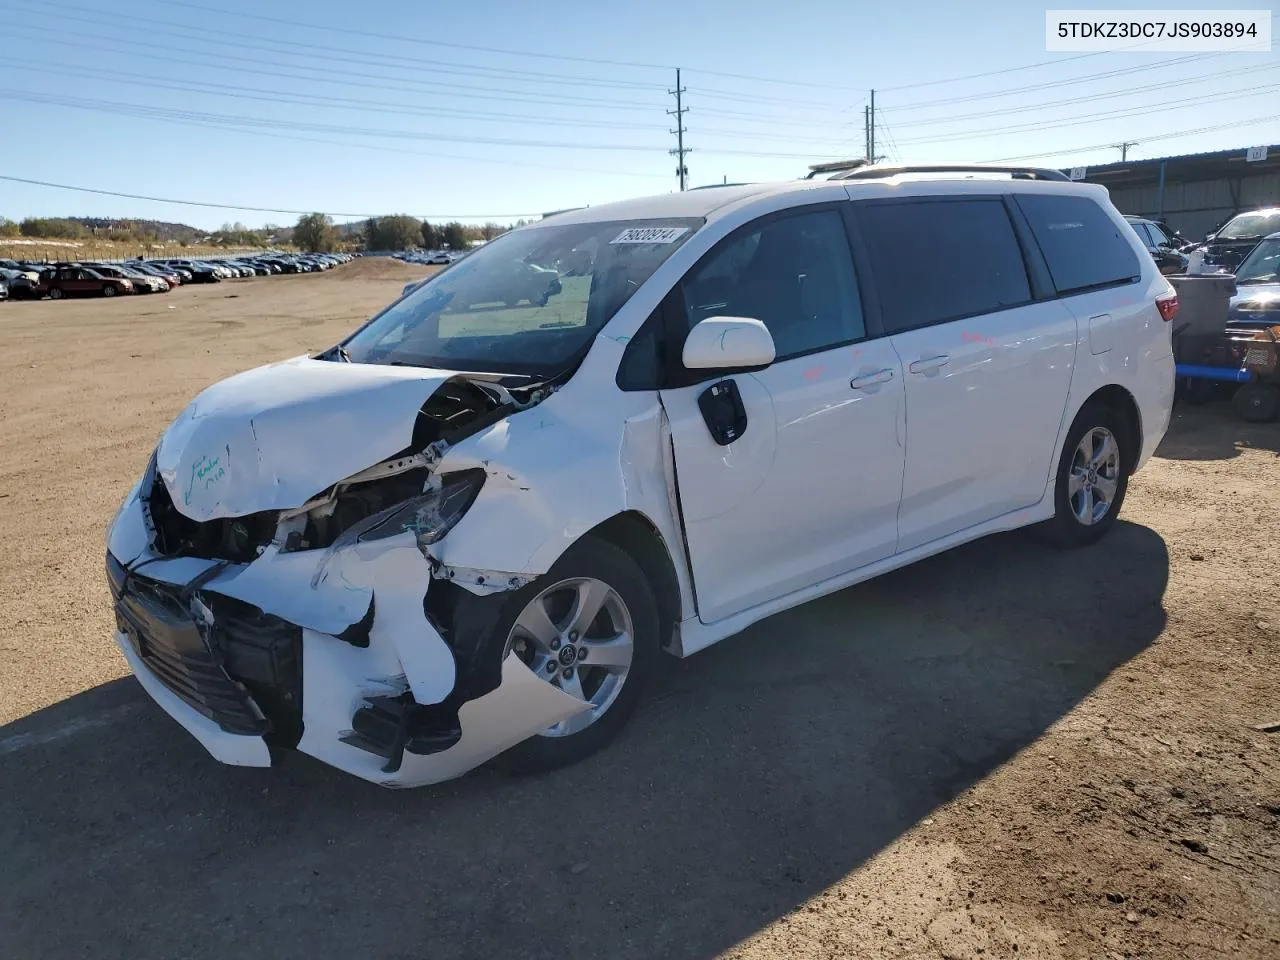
xmin=68 ymin=218 xmax=207 ymax=243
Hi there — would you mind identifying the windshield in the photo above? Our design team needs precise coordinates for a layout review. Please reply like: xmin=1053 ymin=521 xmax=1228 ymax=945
xmin=340 ymin=218 xmax=701 ymax=375
xmin=1218 ymin=212 xmax=1280 ymax=240
xmin=1235 ymin=237 xmax=1280 ymax=284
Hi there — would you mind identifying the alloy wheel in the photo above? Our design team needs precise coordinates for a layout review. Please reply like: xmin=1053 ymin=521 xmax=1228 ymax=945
xmin=506 ymin=577 xmax=635 ymax=738
xmin=1068 ymin=426 xmax=1121 ymax=525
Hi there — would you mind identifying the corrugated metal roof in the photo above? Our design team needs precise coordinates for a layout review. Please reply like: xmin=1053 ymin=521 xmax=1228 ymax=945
xmin=1063 ymin=145 xmax=1280 ymax=185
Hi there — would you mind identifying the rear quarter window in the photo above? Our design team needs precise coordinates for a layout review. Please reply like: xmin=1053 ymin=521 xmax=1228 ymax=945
xmin=855 ymin=198 xmax=1032 ymax=334
xmin=1016 ymin=194 xmax=1142 ymax=296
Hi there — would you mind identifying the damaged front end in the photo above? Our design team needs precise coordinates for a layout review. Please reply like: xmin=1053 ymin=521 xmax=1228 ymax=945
xmin=106 ymin=357 xmax=588 ymax=787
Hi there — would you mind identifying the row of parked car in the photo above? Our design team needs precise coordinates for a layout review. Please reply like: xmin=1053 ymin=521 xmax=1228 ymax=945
xmin=1124 ymin=207 xmax=1280 ymax=276
xmin=0 ymin=252 xmax=353 ymax=301
xmin=392 ymin=249 xmax=466 ymax=266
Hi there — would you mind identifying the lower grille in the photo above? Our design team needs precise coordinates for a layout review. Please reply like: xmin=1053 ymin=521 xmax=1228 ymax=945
xmin=108 ymin=553 xmax=302 ymax=743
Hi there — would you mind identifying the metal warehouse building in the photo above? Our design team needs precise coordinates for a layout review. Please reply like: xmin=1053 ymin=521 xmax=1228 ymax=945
xmin=1063 ymin=144 xmax=1280 ymax=241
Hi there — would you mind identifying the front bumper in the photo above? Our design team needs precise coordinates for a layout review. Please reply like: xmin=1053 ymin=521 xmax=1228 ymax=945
xmin=106 ymin=488 xmax=588 ymax=788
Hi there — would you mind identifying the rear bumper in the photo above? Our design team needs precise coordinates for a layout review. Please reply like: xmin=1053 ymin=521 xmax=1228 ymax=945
xmin=1135 ymin=352 xmax=1175 ymax=471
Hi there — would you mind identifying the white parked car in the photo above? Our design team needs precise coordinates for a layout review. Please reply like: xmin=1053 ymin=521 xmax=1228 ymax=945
xmin=107 ymin=165 xmax=1177 ymax=787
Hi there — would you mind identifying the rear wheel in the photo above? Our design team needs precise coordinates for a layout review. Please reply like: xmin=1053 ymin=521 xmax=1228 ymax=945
xmin=48 ymin=287 xmax=63 ymax=300
xmin=1047 ymin=403 xmax=1130 ymax=547
xmin=496 ymin=536 xmax=659 ymax=774
xmin=1233 ymin=382 xmax=1280 ymax=422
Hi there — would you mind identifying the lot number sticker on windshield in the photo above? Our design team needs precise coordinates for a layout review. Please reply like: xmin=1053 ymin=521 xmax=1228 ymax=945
xmin=611 ymin=226 xmax=689 ymax=245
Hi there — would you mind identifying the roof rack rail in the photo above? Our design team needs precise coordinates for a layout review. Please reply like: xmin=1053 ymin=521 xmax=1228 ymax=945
xmin=833 ymin=163 xmax=1070 ymax=182
xmin=804 ymin=158 xmax=871 ymax=180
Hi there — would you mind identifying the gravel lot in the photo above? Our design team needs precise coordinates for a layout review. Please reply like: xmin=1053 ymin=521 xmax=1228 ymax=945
xmin=1 ymin=258 xmax=1277 ymax=960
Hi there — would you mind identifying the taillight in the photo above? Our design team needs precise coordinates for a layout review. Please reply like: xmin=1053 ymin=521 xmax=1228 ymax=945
xmin=1155 ymin=293 xmax=1178 ymax=322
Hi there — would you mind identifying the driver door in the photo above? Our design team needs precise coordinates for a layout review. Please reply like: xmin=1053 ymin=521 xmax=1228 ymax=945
xmin=658 ymin=205 xmax=905 ymax=624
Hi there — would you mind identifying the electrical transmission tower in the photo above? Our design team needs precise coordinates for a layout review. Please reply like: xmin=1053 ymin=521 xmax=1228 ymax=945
xmin=668 ymin=68 xmax=690 ymax=192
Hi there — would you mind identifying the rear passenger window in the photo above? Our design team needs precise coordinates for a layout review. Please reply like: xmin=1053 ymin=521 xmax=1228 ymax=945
xmin=857 ymin=199 xmax=1032 ymax=334
xmin=1017 ymin=194 xmax=1141 ymax=295
xmin=681 ymin=208 xmax=865 ymax=361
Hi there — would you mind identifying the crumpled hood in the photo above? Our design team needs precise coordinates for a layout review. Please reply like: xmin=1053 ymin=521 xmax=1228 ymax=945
xmin=157 ymin=356 xmax=455 ymax=521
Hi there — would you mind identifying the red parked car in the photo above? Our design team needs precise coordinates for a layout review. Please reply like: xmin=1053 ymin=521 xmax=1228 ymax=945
xmin=39 ymin=266 xmax=134 ymax=299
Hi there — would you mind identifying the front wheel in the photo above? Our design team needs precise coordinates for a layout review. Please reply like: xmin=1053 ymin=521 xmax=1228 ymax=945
xmin=496 ymin=536 xmax=660 ymax=775
xmin=1047 ymin=403 xmax=1130 ymax=547
xmin=102 ymin=285 xmax=116 ymax=297
xmin=48 ymin=287 xmax=63 ymax=300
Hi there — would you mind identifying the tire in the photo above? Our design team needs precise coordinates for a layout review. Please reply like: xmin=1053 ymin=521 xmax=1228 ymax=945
xmin=48 ymin=287 xmax=63 ymax=300
xmin=1047 ymin=402 xmax=1131 ymax=548
xmin=103 ymin=285 xmax=116 ymax=297
xmin=495 ymin=536 xmax=660 ymax=775
xmin=1233 ymin=382 xmax=1280 ymax=422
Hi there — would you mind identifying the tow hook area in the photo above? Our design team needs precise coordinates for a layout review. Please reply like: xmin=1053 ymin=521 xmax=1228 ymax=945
xmin=343 ymin=695 xmax=463 ymax=774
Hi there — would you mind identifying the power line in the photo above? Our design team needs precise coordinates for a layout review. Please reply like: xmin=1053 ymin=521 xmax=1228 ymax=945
xmin=76 ymin=111 xmax=673 ymax=180
xmin=0 ymin=88 xmax=670 ymax=151
xmin=0 ymin=55 xmax=860 ymax=146
xmin=888 ymin=52 xmax=1230 ymax=111
xmin=890 ymin=79 xmax=1280 ymax=146
xmin=0 ymin=0 xmax=665 ymax=90
xmin=141 ymin=0 xmax=672 ymax=71
xmin=886 ymin=22 xmax=1273 ymax=112
xmin=22 ymin=0 xmax=856 ymax=111
xmin=0 ymin=56 xmax=669 ymax=132
xmin=133 ymin=0 xmax=872 ymax=92
xmin=0 ymin=174 xmax=540 ymax=219
xmin=3 ymin=26 xmax=668 ymax=113
xmin=879 ymin=16 xmax=1274 ymax=94
xmin=8 ymin=22 xmax=855 ymax=126
xmin=22 ymin=1 xmax=857 ymax=113
xmin=884 ymin=61 xmax=1280 ymax=129
xmin=983 ymin=114 xmax=1280 ymax=163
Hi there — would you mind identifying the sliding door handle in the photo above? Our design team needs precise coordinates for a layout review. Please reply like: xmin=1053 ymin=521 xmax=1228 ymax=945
xmin=908 ymin=355 xmax=950 ymax=374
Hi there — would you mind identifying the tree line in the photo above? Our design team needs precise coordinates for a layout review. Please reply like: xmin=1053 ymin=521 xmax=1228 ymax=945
xmin=292 ymin=212 xmax=526 ymax=254
xmin=0 ymin=216 xmax=277 ymax=247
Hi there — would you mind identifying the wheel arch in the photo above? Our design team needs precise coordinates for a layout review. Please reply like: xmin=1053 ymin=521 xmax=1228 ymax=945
xmin=579 ymin=511 xmax=684 ymax=653
xmin=1074 ymin=384 xmax=1142 ymax=474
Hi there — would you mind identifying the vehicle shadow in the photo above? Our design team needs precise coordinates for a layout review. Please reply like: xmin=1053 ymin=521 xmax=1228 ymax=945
xmin=0 ymin=522 xmax=1169 ymax=960
xmin=1157 ymin=401 xmax=1280 ymax=461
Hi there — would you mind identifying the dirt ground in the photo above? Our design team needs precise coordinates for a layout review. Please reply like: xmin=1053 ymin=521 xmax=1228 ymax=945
xmin=1 ymin=258 xmax=1277 ymax=960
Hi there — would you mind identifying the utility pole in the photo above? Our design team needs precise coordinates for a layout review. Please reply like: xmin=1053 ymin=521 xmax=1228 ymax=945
xmin=869 ymin=88 xmax=876 ymax=163
xmin=668 ymin=68 xmax=690 ymax=192
xmin=864 ymin=105 xmax=871 ymax=160
xmin=1116 ymin=141 xmax=1138 ymax=161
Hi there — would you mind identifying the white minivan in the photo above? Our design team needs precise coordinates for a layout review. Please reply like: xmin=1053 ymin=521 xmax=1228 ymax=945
xmin=107 ymin=165 xmax=1177 ymax=787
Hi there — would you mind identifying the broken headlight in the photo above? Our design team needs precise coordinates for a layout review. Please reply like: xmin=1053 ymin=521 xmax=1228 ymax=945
xmin=334 ymin=468 xmax=486 ymax=550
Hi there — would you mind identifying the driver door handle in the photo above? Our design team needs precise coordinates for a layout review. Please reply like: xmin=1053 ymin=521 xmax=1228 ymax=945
xmin=908 ymin=354 xmax=950 ymax=374
xmin=850 ymin=368 xmax=895 ymax=389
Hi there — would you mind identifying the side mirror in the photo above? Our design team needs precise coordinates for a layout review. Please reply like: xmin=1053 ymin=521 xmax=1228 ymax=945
xmin=1205 ymin=233 xmax=1217 ymax=242
xmin=682 ymin=316 xmax=776 ymax=370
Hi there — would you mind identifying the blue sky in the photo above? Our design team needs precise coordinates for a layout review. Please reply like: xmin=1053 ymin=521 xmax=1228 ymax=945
xmin=0 ymin=0 xmax=1275 ymax=229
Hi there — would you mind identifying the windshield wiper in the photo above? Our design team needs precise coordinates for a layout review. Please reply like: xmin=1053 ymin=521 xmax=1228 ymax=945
xmin=337 ymin=345 xmax=352 ymax=363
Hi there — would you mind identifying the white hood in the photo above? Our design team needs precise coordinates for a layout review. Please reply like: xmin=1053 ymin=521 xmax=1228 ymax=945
xmin=157 ymin=356 xmax=455 ymax=521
